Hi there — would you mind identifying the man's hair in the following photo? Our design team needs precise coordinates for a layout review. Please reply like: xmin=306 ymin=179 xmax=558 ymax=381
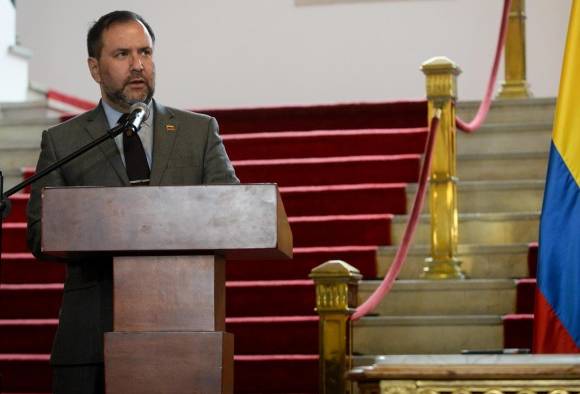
xmin=87 ymin=11 xmax=155 ymax=58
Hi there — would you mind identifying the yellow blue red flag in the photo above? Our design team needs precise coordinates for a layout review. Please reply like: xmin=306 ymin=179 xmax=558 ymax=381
xmin=534 ymin=0 xmax=580 ymax=353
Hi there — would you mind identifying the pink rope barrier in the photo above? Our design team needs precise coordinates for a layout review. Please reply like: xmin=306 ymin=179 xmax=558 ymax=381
xmin=456 ymin=0 xmax=512 ymax=133
xmin=351 ymin=111 xmax=440 ymax=321
xmin=351 ymin=0 xmax=512 ymax=320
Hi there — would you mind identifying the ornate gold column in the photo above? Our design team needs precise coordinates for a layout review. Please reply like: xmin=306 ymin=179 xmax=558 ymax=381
xmin=309 ymin=260 xmax=362 ymax=394
xmin=420 ymin=57 xmax=464 ymax=279
xmin=498 ymin=0 xmax=532 ymax=98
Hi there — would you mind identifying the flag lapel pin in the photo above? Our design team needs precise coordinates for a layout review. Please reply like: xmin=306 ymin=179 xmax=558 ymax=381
xmin=166 ymin=124 xmax=177 ymax=132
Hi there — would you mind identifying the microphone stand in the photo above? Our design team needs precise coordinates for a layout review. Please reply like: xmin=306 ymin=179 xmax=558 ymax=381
xmin=0 ymin=120 xmax=134 ymax=271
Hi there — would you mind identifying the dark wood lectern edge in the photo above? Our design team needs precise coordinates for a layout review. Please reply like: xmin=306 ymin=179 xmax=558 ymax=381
xmin=42 ymin=247 xmax=292 ymax=261
xmin=276 ymin=190 xmax=293 ymax=260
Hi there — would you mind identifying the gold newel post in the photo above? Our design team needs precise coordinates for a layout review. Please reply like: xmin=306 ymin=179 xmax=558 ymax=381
xmin=309 ymin=260 xmax=361 ymax=394
xmin=420 ymin=57 xmax=464 ymax=279
xmin=498 ymin=0 xmax=532 ymax=98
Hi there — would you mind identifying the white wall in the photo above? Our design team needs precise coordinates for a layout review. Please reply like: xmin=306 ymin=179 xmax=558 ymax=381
xmin=1 ymin=0 xmax=28 ymax=102
xmin=15 ymin=0 xmax=571 ymax=109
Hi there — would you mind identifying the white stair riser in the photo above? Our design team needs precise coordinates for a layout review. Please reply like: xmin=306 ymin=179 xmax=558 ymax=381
xmin=358 ymin=283 xmax=515 ymax=315
xmin=354 ymin=320 xmax=502 ymax=355
xmin=458 ymin=155 xmax=547 ymax=180
xmin=0 ymin=148 xmax=39 ymax=175
xmin=392 ymin=215 xmax=539 ymax=245
xmin=407 ymin=185 xmax=544 ymax=214
xmin=457 ymin=99 xmax=554 ymax=125
xmin=377 ymin=248 xmax=529 ymax=279
xmin=457 ymin=126 xmax=551 ymax=156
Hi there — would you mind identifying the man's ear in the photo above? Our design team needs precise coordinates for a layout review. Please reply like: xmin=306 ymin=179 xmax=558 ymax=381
xmin=88 ymin=57 xmax=101 ymax=83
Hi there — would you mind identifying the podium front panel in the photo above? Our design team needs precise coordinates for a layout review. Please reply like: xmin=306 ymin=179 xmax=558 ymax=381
xmin=113 ymin=255 xmax=225 ymax=331
xmin=105 ymin=331 xmax=233 ymax=394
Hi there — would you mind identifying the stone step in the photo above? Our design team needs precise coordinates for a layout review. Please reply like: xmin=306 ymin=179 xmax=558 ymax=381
xmin=456 ymin=122 xmax=551 ymax=156
xmin=353 ymin=315 xmax=502 ymax=355
xmin=457 ymin=152 xmax=548 ymax=181
xmin=407 ymin=180 xmax=544 ymax=214
xmin=0 ymin=100 xmax=61 ymax=124
xmin=377 ymin=243 xmax=530 ymax=279
xmin=2 ymin=175 xmax=21 ymax=191
xmin=358 ymin=279 xmax=516 ymax=316
xmin=0 ymin=123 xmax=53 ymax=149
xmin=392 ymin=212 xmax=539 ymax=246
xmin=456 ymin=98 xmax=555 ymax=125
xmin=0 ymin=147 xmax=39 ymax=180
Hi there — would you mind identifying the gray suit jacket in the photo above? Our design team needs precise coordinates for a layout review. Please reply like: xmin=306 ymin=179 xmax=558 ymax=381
xmin=26 ymin=101 xmax=238 ymax=365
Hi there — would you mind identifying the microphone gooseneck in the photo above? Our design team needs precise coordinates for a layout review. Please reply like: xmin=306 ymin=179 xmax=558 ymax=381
xmin=124 ymin=102 xmax=150 ymax=135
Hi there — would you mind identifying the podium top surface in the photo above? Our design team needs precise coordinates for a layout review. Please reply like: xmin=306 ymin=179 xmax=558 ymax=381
xmin=41 ymin=184 xmax=292 ymax=260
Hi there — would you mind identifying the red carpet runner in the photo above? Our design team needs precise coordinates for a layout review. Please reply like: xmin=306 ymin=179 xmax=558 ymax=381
xmin=0 ymin=100 xmax=427 ymax=393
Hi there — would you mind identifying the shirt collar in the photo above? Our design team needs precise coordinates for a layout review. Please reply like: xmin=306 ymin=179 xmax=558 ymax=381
xmin=101 ymin=99 xmax=154 ymax=129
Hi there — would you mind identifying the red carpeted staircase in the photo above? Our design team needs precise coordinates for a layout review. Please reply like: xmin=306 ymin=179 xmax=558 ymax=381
xmin=0 ymin=100 xmax=427 ymax=393
xmin=502 ymin=242 xmax=538 ymax=350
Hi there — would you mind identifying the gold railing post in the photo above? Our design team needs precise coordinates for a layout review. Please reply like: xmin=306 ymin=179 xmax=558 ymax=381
xmin=309 ymin=260 xmax=361 ymax=394
xmin=498 ymin=0 xmax=532 ymax=98
xmin=420 ymin=57 xmax=464 ymax=279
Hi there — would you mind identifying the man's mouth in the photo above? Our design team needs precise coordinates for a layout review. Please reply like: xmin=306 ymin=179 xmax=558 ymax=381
xmin=127 ymin=79 xmax=146 ymax=87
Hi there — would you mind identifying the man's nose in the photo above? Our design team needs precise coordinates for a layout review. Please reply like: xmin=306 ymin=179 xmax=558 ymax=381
xmin=130 ymin=54 xmax=144 ymax=71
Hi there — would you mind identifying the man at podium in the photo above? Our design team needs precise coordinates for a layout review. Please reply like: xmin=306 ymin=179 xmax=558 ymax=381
xmin=26 ymin=10 xmax=238 ymax=394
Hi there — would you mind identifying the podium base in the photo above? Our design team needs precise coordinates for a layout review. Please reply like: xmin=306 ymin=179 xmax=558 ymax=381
xmin=105 ymin=331 xmax=233 ymax=394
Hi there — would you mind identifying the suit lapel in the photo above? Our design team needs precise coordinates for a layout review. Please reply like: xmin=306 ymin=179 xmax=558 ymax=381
xmin=84 ymin=105 xmax=130 ymax=185
xmin=149 ymin=101 xmax=177 ymax=186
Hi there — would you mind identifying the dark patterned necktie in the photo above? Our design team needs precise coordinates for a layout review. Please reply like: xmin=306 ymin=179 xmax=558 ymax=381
xmin=118 ymin=113 xmax=150 ymax=185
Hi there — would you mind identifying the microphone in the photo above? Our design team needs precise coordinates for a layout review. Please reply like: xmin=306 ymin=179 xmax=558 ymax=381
xmin=124 ymin=102 xmax=150 ymax=135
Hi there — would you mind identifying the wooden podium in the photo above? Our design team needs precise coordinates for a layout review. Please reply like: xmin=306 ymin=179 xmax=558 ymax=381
xmin=41 ymin=184 xmax=292 ymax=394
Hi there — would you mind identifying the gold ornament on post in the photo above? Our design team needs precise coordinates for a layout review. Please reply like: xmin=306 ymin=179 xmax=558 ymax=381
xmin=310 ymin=260 xmax=361 ymax=394
xmin=498 ymin=0 xmax=532 ymax=99
xmin=420 ymin=57 xmax=464 ymax=279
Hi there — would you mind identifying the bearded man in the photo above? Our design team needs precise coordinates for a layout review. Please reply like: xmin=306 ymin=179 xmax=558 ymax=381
xmin=26 ymin=10 xmax=238 ymax=394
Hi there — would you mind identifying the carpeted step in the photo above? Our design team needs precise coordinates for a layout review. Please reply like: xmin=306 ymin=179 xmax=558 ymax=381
xmin=234 ymin=354 xmax=318 ymax=393
xmin=227 ymin=316 xmax=318 ymax=355
xmin=9 ymin=183 xmax=407 ymax=219
xmin=226 ymin=280 xmax=315 ymax=317
xmin=4 ymin=193 xmax=29 ymax=223
xmin=1 ymin=253 xmax=66 ymax=284
xmin=502 ymin=313 xmax=533 ymax=350
xmin=2 ymin=223 xmax=29 ymax=253
xmin=0 ymin=354 xmax=51 ymax=392
xmin=203 ymin=100 xmax=427 ymax=134
xmin=233 ymin=155 xmax=420 ymax=187
xmin=289 ymin=214 xmax=392 ymax=247
xmin=0 ymin=320 xmax=57 ymax=353
xmin=0 ymin=317 xmax=317 ymax=356
xmin=0 ymin=281 xmax=315 ymax=319
xmin=515 ymin=278 xmax=536 ymax=314
xmin=226 ymin=245 xmax=377 ymax=281
xmin=528 ymin=241 xmax=538 ymax=278
xmin=223 ymin=128 xmax=428 ymax=160
xmin=280 ymin=183 xmax=407 ymax=216
xmin=0 ymin=354 xmax=318 ymax=393
xmin=2 ymin=247 xmax=373 ymax=285
xmin=0 ymin=284 xmax=63 ymax=319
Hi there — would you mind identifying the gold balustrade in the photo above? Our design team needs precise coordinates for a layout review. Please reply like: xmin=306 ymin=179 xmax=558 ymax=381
xmin=310 ymin=260 xmax=361 ymax=394
xmin=313 ymin=5 xmax=536 ymax=386
xmin=420 ymin=57 xmax=464 ymax=279
xmin=499 ymin=0 xmax=532 ymax=98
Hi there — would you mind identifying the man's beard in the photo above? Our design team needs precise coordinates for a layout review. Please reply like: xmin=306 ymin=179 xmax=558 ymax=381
xmin=105 ymin=80 xmax=154 ymax=110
